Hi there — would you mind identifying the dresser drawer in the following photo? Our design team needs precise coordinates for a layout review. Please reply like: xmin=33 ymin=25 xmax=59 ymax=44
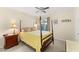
xmin=4 ymin=34 xmax=18 ymax=49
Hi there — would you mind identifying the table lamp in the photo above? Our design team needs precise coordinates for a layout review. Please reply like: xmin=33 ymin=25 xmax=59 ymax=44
xmin=10 ymin=20 xmax=17 ymax=34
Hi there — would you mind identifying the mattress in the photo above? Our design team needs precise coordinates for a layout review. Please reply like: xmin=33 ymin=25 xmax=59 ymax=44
xmin=19 ymin=30 xmax=52 ymax=52
xmin=66 ymin=40 xmax=79 ymax=52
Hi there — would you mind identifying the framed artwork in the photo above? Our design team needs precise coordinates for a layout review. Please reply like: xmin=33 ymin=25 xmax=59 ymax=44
xmin=61 ymin=19 xmax=71 ymax=22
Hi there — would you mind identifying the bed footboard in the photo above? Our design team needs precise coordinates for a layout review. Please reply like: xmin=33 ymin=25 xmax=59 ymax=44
xmin=41 ymin=34 xmax=54 ymax=52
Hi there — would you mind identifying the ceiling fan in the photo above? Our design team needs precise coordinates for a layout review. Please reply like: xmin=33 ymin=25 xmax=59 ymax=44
xmin=35 ymin=7 xmax=50 ymax=13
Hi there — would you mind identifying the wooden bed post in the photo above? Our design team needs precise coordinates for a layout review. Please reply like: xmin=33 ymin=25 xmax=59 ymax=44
xmin=40 ymin=16 xmax=42 ymax=47
xmin=51 ymin=20 xmax=54 ymax=44
xmin=20 ymin=20 xmax=22 ymax=32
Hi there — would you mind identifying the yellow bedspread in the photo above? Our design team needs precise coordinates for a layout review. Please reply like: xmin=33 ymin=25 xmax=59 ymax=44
xmin=19 ymin=31 xmax=52 ymax=52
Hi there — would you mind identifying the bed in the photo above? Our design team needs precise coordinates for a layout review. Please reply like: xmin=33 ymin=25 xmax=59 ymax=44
xmin=19 ymin=30 xmax=53 ymax=52
xmin=19 ymin=16 xmax=54 ymax=52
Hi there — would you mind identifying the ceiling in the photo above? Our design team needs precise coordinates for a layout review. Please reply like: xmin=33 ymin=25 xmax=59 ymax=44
xmin=9 ymin=7 xmax=74 ymax=16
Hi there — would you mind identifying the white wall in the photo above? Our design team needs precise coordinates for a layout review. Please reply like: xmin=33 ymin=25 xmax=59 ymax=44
xmin=74 ymin=8 xmax=79 ymax=41
xmin=49 ymin=8 xmax=75 ymax=41
xmin=0 ymin=8 xmax=34 ymax=32
xmin=0 ymin=7 xmax=76 ymax=41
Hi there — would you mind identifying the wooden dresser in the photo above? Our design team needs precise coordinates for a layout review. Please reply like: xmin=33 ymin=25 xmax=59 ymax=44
xmin=3 ymin=34 xmax=18 ymax=49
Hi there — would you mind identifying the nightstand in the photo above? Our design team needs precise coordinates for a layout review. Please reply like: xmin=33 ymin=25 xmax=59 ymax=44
xmin=3 ymin=34 xmax=18 ymax=49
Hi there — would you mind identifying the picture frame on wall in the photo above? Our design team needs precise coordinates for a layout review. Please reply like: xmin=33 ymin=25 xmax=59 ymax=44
xmin=61 ymin=19 xmax=71 ymax=22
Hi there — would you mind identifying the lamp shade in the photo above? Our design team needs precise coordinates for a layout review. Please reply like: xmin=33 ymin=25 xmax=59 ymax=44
xmin=10 ymin=20 xmax=17 ymax=28
xmin=12 ymin=24 xmax=16 ymax=28
xmin=11 ymin=20 xmax=16 ymax=24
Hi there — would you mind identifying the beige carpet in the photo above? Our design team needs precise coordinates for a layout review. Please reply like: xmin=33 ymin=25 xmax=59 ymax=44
xmin=0 ymin=39 xmax=65 ymax=52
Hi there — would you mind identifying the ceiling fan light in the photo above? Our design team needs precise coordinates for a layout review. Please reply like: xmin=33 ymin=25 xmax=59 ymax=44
xmin=35 ymin=7 xmax=50 ymax=13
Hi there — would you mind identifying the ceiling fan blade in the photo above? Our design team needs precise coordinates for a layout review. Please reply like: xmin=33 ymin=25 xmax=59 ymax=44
xmin=35 ymin=10 xmax=39 ymax=13
xmin=42 ymin=11 xmax=46 ymax=13
xmin=35 ymin=7 xmax=49 ymax=10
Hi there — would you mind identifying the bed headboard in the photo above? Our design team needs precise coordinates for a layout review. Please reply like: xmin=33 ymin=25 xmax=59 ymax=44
xmin=19 ymin=20 xmax=37 ymax=32
xmin=22 ymin=27 xmax=36 ymax=32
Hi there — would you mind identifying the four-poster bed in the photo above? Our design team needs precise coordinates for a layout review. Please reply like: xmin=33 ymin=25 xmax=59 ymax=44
xmin=19 ymin=16 xmax=54 ymax=52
